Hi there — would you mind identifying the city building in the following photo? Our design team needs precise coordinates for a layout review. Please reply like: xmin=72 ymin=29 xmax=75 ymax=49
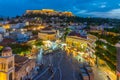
xmin=0 ymin=47 xmax=14 ymax=80
xmin=0 ymin=27 xmax=6 ymax=33
xmin=3 ymin=24 xmax=10 ymax=29
xmin=0 ymin=47 xmax=36 ymax=80
xmin=90 ymin=24 xmax=114 ymax=31
xmin=66 ymin=31 xmax=96 ymax=65
xmin=69 ymin=25 xmax=87 ymax=31
xmin=16 ymin=33 xmax=29 ymax=43
xmin=10 ymin=23 xmax=26 ymax=29
xmin=66 ymin=31 xmax=88 ymax=52
xmin=87 ymin=34 xmax=98 ymax=48
xmin=0 ymin=38 xmax=15 ymax=46
xmin=14 ymin=55 xmax=35 ymax=80
xmin=66 ymin=36 xmax=88 ymax=50
xmin=5 ymin=28 xmax=32 ymax=43
xmin=38 ymin=27 xmax=57 ymax=41
xmin=25 ymin=9 xmax=73 ymax=17
xmin=0 ymin=21 xmax=9 ymax=25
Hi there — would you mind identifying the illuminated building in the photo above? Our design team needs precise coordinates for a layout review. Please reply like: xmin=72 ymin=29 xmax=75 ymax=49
xmin=33 ymin=25 xmax=45 ymax=30
xmin=62 ymin=11 xmax=73 ymax=16
xmin=25 ymin=9 xmax=73 ymax=17
xmin=2 ymin=23 xmax=26 ymax=30
xmin=87 ymin=34 xmax=98 ymax=48
xmin=0 ymin=47 xmax=36 ymax=80
xmin=38 ymin=27 xmax=56 ymax=41
xmin=14 ymin=55 xmax=35 ymax=80
xmin=66 ymin=32 xmax=96 ymax=66
xmin=0 ymin=27 xmax=6 ymax=33
xmin=66 ymin=31 xmax=87 ymax=48
xmin=66 ymin=36 xmax=88 ymax=50
xmin=66 ymin=35 xmax=88 ymax=58
xmin=66 ymin=31 xmax=88 ymax=56
xmin=66 ymin=31 xmax=97 ymax=51
xmin=3 ymin=24 xmax=10 ymax=29
xmin=0 ymin=47 xmax=15 ymax=80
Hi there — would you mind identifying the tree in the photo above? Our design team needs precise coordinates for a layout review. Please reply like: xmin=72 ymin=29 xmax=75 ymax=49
xmin=61 ymin=28 xmax=71 ymax=41
xmin=35 ymin=39 xmax=43 ymax=48
xmin=9 ymin=44 xmax=32 ymax=55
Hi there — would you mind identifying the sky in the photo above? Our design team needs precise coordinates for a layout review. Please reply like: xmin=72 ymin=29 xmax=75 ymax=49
xmin=0 ymin=0 xmax=120 ymax=19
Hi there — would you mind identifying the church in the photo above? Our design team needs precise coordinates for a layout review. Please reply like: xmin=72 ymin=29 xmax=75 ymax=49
xmin=0 ymin=47 xmax=36 ymax=80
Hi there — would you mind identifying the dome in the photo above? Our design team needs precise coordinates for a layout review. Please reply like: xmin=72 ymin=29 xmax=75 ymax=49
xmin=2 ymin=47 xmax=12 ymax=57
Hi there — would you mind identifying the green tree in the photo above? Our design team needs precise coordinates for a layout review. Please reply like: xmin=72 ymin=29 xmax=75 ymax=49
xmin=61 ymin=28 xmax=71 ymax=41
xmin=35 ymin=39 xmax=43 ymax=48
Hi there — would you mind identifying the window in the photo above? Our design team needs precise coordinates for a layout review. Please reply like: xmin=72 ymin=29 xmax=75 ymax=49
xmin=0 ymin=63 xmax=6 ymax=71
xmin=20 ymin=77 xmax=22 ymax=80
xmin=8 ymin=61 xmax=13 ymax=69
xmin=9 ymin=72 xmax=12 ymax=80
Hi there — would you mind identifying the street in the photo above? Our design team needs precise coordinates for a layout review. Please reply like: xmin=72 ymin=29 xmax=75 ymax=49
xmin=30 ymin=49 xmax=112 ymax=80
xmin=32 ymin=50 xmax=82 ymax=80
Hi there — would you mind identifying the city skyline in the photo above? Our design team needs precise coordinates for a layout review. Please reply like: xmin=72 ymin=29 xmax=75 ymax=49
xmin=0 ymin=0 xmax=119 ymax=80
xmin=0 ymin=0 xmax=120 ymax=19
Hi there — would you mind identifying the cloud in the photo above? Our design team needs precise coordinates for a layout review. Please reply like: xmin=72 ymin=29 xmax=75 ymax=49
xmin=73 ymin=6 xmax=80 ymax=11
xmin=100 ymin=5 xmax=106 ymax=8
xmin=77 ymin=8 xmax=120 ymax=19
xmin=77 ymin=10 xmax=87 ymax=14
xmin=118 ymin=4 xmax=120 ymax=6
xmin=99 ymin=2 xmax=107 ymax=8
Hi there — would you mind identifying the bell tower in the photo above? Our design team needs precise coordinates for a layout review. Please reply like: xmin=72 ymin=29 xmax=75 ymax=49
xmin=0 ymin=47 xmax=15 ymax=80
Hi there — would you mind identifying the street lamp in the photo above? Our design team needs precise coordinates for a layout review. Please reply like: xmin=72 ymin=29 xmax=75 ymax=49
xmin=103 ymin=45 xmax=107 ymax=49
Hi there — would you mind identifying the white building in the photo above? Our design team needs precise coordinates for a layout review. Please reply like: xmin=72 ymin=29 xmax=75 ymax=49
xmin=0 ymin=27 xmax=6 ymax=33
xmin=69 ymin=25 xmax=87 ymax=30
xmin=10 ymin=23 xmax=26 ymax=29
xmin=16 ymin=33 xmax=29 ymax=43
xmin=4 ymin=32 xmax=9 ymax=38
xmin=0 ymin=21 xmax=9 ymax=25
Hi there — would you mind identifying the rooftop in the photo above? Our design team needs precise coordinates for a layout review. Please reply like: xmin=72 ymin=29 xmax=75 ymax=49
xmin=39 ymin=27 xmax=56 ymax=34
xmin=0 ymin=38 xmax=16 ymax=46
xmin=68 ymin=31 xmax=87 ymax=39
xmin=41 ymin=27 xmax=52 ymax=30
xmin=15 ymin=55 xmax=30 ymax=72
